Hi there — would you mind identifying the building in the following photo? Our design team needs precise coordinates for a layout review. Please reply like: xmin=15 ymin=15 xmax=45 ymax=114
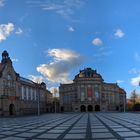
xmin=59 ymin=68 xmax=126 ymax=112
xmin=0 ymin=50 xmax=52 ymax=116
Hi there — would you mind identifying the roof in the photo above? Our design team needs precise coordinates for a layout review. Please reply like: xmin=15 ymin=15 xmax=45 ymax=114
xmin=20 ymin=77 xmax=35 ymax=85
xmin=74 ymin=67 xmax=104 ymax=81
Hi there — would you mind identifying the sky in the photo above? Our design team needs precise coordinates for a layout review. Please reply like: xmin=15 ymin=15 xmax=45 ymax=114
xmin=0 ymin=0 xmax=140 ymax=98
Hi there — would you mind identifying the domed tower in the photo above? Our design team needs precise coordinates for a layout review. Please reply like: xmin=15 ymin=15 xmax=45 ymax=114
xmin=1 ymin=50 xmax=12 ymax=64
xmin=73 ymin=67 xmax=104 ymax=83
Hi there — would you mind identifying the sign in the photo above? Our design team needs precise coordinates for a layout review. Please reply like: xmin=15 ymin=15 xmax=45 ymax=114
xmin=87 ymin=86 xmax=92 ymax=97
xmin=9 ymin=96 xmax=16 ymax=100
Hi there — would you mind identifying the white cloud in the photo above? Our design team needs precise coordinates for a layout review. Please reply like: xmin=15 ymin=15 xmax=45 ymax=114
xmin=0 ymin=0 xmax=5 ymax=7
xmin=28 ymin=75 xmax=45 ymax=83
xmin=114 ymin=29 xmax=124 ymax=38
xmin=15 ymin=28 xmax=23 ymax=35
xmin=11 ymin=58 xmax=18 ymax=62
xmin=48 ymin=48 xmax=80 ymax=61
xmin=27 ymin=0 xmax=84 ymax=20
xmin=37 ymin=48 xmax=83 ymax=83
xmin=131 ymin=75 xmax=140 ymax=86
xmin=129 ymin=68 xmax=140 ymax=74
xmin=68 ymin=26 xmax=75 ymax=32
xmin=49 ymin=87 xmax=59 ymax=94
xmin=116 ymin=80 xmax=124 ymax=84
xmin=92 ymin=38 xmax=103 ymax=46
xmin=0 ymin=23 xmax=14 ymax=42
xmin=134 ymin=52 xmax=140 ymax=61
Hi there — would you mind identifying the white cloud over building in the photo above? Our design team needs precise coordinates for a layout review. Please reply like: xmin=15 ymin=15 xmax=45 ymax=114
xmin=37 ymin=48 xmax=83 ymax=83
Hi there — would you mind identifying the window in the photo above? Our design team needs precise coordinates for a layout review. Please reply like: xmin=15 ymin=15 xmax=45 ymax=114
xmin=28 ymin=88 xmax=31 ymax=100
xmin=26 ymin=87 xmax=28 ymax=100
xmin=24 ymin=86 xmax=26 ymax=100
xmin=7 ymin=74 xmax=12 ymax=80
xmin=21 ymin=86 xmax=24 ymax=100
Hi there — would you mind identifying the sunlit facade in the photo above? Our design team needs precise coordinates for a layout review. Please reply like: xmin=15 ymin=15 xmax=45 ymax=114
xmin=59 ymin=68 xmax=126 ymax=112
xmin=0 ymin=51 xmax=52 ymax=116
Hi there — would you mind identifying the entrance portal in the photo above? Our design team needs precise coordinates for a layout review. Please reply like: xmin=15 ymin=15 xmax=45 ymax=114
xmin=80 ymin=105 xmax=86 ymax=112
xmin=95 ymin=105 xmax=100 ymax=111
xmin=88 ymin=105 xmax=93 ymax=112
xmin=9 ymin=104 xmax=15 ymax=115
xmin=61 ymin=106 xmax=64 ymax=112
xmin=116 ymin=106 xmax=119 ymax=111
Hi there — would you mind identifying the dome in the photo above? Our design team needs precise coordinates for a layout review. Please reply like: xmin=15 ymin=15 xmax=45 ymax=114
xmin=74 ymin=68 xmax=104 ymax=82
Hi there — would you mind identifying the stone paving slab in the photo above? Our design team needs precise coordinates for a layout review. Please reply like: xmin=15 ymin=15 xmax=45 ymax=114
xmin=68 ymin=129 xmax=86 ymax=133
xmin=92 ymin=132 xmax=115 ymax=138
xmin=1 ymin=137 xmax=25 ymax=140
xmin=15 ymin=132 xmax=37 ymax=137
xmin=117 ymin=131 xmax=140 ymax=137
xmin=125 ymin=137 xmax=140 ymax=140
xmin=38 ymin=133 xmax=61 ymax=139
xmin=64 ymin=133 xmax=86 ymax=139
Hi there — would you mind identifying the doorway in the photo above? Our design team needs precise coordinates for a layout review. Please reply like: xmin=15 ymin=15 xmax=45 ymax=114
xmin=80 ymin=105 xmax=86 ymax=112
xmin=95 ymin=105 xmax=100 ymax=111
xmin=9 ymin=104 xmax=15 ymax=115
xmin=87 ymin=105 xmax=93 ymax=112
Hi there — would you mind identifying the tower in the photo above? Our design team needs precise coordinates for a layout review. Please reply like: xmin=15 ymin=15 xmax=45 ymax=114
xmin=1 ymin=50 xmax=12 ymax=64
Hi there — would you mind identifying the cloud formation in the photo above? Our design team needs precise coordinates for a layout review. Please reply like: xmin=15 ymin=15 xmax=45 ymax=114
xmin=68 ymin=26 xmax=75 ymax=32
xmin=129 ymin=68 xmax=140 ymax=74
xmin=131 ymin=75 xmax=140 ymax=86
xmin=11 ymin=58 xmax=19 ymax=62
xmin=15 ymin=27 xmax=23 ymax=35
xmin=28 ymin=75 xmax=45 ymax=83
xmin=92 ymin=38 xmax=103 ymax=46
xmin=114 ymin=29 xmax=124 ymax=38
xmin=28 ymin=0 xmax=84 ymax=20
xmin=37 ymin=48 xmax=83 ymax=83
xmin=134 ymin=52 xmax=140 ymax=61
xmin=0 ymin=23 xmax=14 ymax=42
xmin=0 ymin=0 xmax=5 ymax=7
xmin=116 ymin=80 xmax=124 ymax=84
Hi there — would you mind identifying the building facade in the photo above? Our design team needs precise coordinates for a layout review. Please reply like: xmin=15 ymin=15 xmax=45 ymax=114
xmin=0 ymin=50 xmax=52 ymax=116
xmin=59 ymin=68 xmax=126 ymax=112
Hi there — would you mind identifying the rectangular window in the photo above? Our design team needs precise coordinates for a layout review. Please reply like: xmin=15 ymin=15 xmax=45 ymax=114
xmin=26 ymin=87 xmax=28 ymax=100
xmin=34 ymin=90 xmax=37 ymax=100
xmin=21 ymin=86 xmax=24 ymax=100
xmin=28 ymin=88 xmax=31 ymax=100
xmin=31 ymin=88 xmax=33 ymax=100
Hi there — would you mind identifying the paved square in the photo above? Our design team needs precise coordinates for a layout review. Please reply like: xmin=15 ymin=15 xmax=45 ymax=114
xmin=0 ymin=113 xmax=140 ymax=139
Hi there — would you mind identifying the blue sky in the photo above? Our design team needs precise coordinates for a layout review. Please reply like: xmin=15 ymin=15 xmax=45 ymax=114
xmin=0 ymin=0 xmax=140 ymax=98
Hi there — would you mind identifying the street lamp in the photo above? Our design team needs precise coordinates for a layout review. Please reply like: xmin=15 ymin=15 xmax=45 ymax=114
xmin=123 ymin=93 xmax=126 ymax=112
xmin=37 ymin=84 xmax=40 ymax=116
xmin=53 ymin=88 xmax=57 ymax=113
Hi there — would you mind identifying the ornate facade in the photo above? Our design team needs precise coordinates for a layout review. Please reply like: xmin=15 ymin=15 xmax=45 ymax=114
xmin=0 ymin=51 xmax=53 ymax=116
xmin=59 ymin=68 xmax=126 ymax=112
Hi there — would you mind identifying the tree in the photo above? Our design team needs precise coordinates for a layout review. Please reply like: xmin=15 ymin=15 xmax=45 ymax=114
xmin=130 ymin=90 xmax=138 ymax=104
xmin=130 ymin=90 xmax=140 ymax=111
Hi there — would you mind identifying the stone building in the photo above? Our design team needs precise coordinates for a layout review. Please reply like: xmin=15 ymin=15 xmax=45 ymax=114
xmin=0 ymin=50 xmax=52 ymax=116
xmin=59 ymin=68 xmax=126 ymax=112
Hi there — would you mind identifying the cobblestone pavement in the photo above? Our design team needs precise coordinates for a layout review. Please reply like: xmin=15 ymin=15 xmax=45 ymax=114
xmin=0 ymin=113 xmax=140 ymax=140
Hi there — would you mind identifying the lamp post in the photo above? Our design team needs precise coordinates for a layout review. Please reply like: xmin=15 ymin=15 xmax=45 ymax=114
xmin=123 ymin=93 xmax=126 ymax=112
xmin=54 ymin=88 xmax=57 ymax=113
xmin=37 ymin=84 xmax=40 ymax=116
